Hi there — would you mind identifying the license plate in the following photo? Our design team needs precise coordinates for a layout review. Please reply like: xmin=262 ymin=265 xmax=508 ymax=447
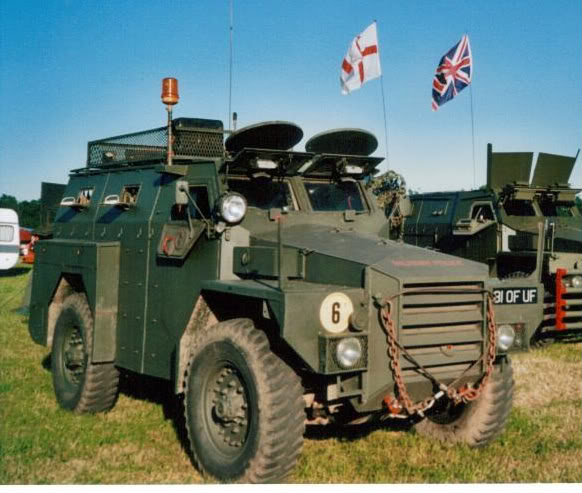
xmin=493 ymin=287 xmax=538 ymax=304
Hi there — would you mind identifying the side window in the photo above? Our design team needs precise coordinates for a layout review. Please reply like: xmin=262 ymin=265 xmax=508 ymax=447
xmin=0 ymin=225 xmax=14 ymax=242
xmin=538 ymin=199 xmax=574 ymax=217
xmin=228 ymin=177 xmax=296 ymax=210
xmin=305 ymin=181 xmax=365 ymax=212
xmin=421 ymin=199 xmax=449 ymax=219
xmin=171 ymin=185 xmax=210 ymax=221
xmin=470 ymin=203 xmax=495 ymax=221
xmin=77 ymin=187 xmax=94 ymax=206
xmin=188 ymin=186 xmax=211 ymax=219
xmin=503 ymin=199 xmax=536 ymax=216
xmin=120 ymin=185 xmax=141 ymax=206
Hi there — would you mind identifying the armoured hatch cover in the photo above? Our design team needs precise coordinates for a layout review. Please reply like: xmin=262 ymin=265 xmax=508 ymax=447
xmin=487 ymin=150 xmax=533 ymax=190
xmin=305 ymin=128 xmax=378 ymax=156
xmin=531 ymin=152 xmax=578 ymax=187
xmin=225 ymin=121 xmax=303 ymax=154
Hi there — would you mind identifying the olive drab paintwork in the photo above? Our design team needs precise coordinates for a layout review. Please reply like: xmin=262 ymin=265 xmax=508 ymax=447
xmin=28 ymin=112 xmax=515 ymax=482
xmin=404 ymin=143 xmax=582 ymax=344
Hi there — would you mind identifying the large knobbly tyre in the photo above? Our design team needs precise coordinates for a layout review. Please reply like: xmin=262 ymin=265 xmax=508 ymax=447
xmin=51 ymin=293 xmax=120 ymax=413
xmin=414 ymin=357 xmax=514 ymax=447
xmin=184 ymin=318 xmax=305 ymax=483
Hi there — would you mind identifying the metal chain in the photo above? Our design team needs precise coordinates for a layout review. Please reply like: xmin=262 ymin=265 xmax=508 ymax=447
xmin=380 ymin=292 xmax=497 ymax=416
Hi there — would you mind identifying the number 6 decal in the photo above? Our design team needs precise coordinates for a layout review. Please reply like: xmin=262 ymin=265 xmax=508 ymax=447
xmin=320 ymin=293 xmax=354 ymax=333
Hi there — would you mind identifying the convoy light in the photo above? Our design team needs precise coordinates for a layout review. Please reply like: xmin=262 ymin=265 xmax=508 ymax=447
xmin=336 ymin=337 xmax=362 ymax=369
xmin=569 ymin=275 xmax=582 ymax=289
xmin=218 ymin=193 xmax=247 ymax=224
xmin=496 ymin=324 xmax=516 ymax=352
xmin=161 ymin=77 xmax=179 ymax=106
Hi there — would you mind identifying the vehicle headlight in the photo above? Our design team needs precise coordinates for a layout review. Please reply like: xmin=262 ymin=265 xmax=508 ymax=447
xmin=569 ymin=275 xmax=582 ymax=289
xmin=496 ymin=324 xmax=516 ymax=352
xmin=218 ymin=193 xmax=247 ymax=223
xmin=336 ymin=337 xmax=362 ymax=369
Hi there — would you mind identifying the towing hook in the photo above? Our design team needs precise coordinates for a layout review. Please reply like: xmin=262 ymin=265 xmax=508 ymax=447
xmin=372 ymin=292 xmax=389 ymax=308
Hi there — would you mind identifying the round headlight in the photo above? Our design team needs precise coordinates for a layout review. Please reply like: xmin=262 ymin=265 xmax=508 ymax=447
xmin=219 ymin=193 xmax=247 ymax=223
xmin=496 ymin=324 xmax=516 ymax=352
xmin=336 ymin=337 xmax=362 ymax=369
xmin=570 ymin=275 xmax=582 ymax=289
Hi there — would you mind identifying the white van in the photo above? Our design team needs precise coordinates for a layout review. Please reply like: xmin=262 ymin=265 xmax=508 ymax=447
xmin=0 ymin=208 xmax=20 ymax=270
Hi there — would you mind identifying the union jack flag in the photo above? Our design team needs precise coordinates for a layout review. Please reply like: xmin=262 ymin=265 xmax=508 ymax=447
xmin=431 ymin=35 xmax=472 ymax=111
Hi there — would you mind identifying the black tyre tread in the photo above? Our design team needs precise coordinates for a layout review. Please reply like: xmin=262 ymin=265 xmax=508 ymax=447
xmin=53 ymin=293 xmax=120 ymax=413
xmin=415 ymin=358 xmax=514 ymax=447
xmin=184 ymin=318 xmax=305 ymax=484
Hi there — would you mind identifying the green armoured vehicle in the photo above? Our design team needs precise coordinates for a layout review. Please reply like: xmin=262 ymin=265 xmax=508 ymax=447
xmin=403 ymin=144 xmax=582 ymax=346
xmin=28 ymin=86 xmax=516 ymax=483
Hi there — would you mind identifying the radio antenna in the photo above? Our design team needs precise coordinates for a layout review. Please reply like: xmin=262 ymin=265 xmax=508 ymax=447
xmin=228 ymin=0 xmax=234 ymax=130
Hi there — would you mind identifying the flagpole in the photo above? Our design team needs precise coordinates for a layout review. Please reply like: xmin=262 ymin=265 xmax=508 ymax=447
xmin=375 ymin=20 xmax=390 ymax=170
xmin=465 ymin=29 xmax=476 ymax=189
xmin=469 ymin=84 xmax=476 ymax=189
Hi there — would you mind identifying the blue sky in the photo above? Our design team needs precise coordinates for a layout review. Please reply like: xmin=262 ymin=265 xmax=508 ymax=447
xmin=1 ymin=1 xmax=580 ymax=200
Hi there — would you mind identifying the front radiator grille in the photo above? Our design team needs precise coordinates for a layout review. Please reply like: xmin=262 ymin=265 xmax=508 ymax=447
xmin=399 ymin=282 xmax=486 ymax=379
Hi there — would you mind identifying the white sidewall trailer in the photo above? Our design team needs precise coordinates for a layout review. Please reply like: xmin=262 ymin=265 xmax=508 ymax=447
xmin=0 ymin=208 xmax=20 ymax=270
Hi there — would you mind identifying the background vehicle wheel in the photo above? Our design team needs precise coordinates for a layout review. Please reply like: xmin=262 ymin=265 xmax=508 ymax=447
xmin=51 ymin=293 xmax=120 ymax=413
xmin=184 ymin=318 xmax=305 ymax=483
xmin=414 ymin=357 xmax=514 ymax=447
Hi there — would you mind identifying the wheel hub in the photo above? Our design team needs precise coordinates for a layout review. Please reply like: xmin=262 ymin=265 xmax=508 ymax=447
xmin=210 ymin=367 xmax=249 ymax=449
xmin=63 ymin=327 xmax=85 ymax=383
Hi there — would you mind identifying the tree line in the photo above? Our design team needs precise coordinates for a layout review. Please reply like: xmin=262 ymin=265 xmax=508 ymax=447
xmin=0 ymin=194 xmax=41 ymax=229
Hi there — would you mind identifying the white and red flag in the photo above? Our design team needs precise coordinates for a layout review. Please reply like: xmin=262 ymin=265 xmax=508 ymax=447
xmin=340 ymin=22 xmax=382 ymax=94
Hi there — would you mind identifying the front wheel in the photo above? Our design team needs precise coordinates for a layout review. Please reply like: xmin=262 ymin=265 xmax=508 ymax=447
xmin=414 ymin=357 xmax=514 ymax=447
xmin=184 ymin=318 xmax=305 ymax=483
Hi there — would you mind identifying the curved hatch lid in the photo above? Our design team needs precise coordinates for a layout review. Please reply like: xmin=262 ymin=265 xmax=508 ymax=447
xmin=225 ymin=121 xmax=303 ymax=154
xmin=305 ymin=128 xmax=378 ymax=156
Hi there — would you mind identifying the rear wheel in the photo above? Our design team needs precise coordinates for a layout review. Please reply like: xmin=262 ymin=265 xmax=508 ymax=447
xmin=414 ymin=357 xmax=514 ymax=447
xmin=184 ymin=318 xmax=305 ymax=483
xmin=51 ymin=293 xmax=120 ymax=413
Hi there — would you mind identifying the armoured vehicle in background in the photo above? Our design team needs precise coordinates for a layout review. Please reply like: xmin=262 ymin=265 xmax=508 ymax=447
xmin=28 ymin=82 xmax=516 ymax=483
xmin=37 ymin=182 xmax=67 ymax=236
xmin=404 ymin=144 xmax=582 ymax=346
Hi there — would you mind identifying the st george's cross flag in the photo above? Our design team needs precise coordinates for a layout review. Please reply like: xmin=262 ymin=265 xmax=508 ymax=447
xmin=431 ymin=34 xmax=472 ymax=111
xmin=340 ymin=23 xmax=382 ymax=94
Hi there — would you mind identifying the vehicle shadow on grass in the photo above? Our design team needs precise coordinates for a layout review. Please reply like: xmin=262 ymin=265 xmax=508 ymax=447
xmin=38 ymin=354 xmax=414 ymax=455
xmin=0 ymin=267 xmax=31 ymax=278
xmin=305 ymin=417 xmax=413 ymax=442
xmin=39 ymin=355 xmax=196 ymax=465
xmin=118 ymin=370 xmax=192 ymax=456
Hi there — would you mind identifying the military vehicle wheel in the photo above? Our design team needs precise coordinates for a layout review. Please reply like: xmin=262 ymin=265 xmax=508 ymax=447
xmin=414 ymin=357 xmax=514 ymax=447
xmin=184 ymin=318 xmax=305 ymax=483
xmin=51 ymin=293 xmax=120 ymax=413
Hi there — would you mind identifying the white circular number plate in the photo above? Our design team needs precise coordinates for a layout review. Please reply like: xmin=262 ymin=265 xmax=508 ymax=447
xmin=320 ymin=293 xmax=354 ymax=333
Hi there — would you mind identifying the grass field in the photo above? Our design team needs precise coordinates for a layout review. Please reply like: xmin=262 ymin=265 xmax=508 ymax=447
xmin=1 ymin=265 xmax=580 ymax=484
